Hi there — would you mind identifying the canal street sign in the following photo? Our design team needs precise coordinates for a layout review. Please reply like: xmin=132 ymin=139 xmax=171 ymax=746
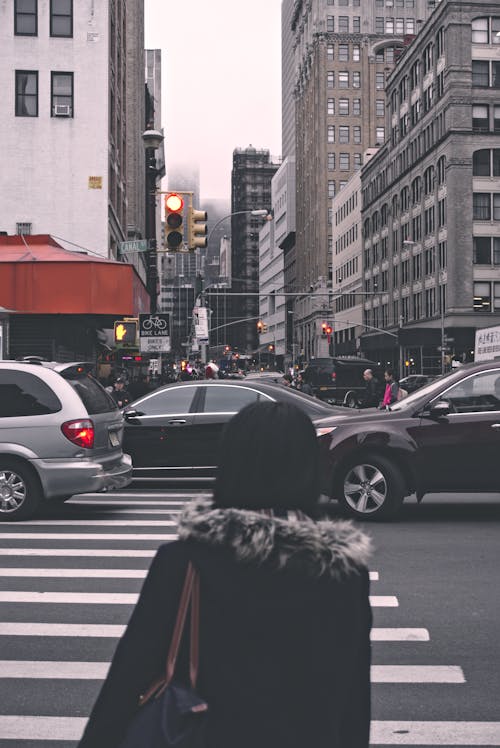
xmin=119 ymin=239 xmax=149 ymax=254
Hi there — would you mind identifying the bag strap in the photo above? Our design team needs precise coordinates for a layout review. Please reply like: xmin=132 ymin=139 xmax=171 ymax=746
xmin=164 ymin=561 xmax=200 ymax=689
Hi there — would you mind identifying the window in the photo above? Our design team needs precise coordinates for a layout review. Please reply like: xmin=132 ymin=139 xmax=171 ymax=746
xmin=338 ymin=44 xmax=348 ymax=61
xmin=472 ymin=17 xmax=488 ymax=44
xmin=138 ymin=387 xmax=196 ymax=415
xmin=473 ymin=104 xmax=489 ymax=132
xmin=437 ymin=156 xmax=446 ymax=184
xmin=438 ymin=198 xmax=446 ymax=227
xmin=327 ymin=98 xmax=335 ymax=116
xmin=400 ymin=186 xmax=410 ymax=212
xmin=424 ymin=206 xmax=435 ymax=234
xmin=474 ymin=237 xmax=492 ymax=264
xmin=353 ymin=16 xmax=360 ymax=33
xmin=50 ymin=0 xmax=72 ymax=37
xmin=339 ymin=126 xmax=349 ymax=143
xmin=352 ymin=98 xmax=361 ymax=115
xmin=439 ymin=241 xmax=447 ymax=269
xmin=51 ymin=72 xmax=74 ymax=116
xmin=376 ymin=99 xmax=385 ymax=117
xmin=327 ymin=125 xmax=335 ymax=143
xmin=413 ymin=292 xmax=422 ymax=320
xmin=339 ymin=16 xmax=349 ymax=32
xmin=495 ymin=149 xmax=500 ymax=176
xmin=493 ymin=17 xmax=500 ymax=44
xmin=436 ymin=26 xmax=445 ymax=57
xmin=402 ymin=260 xmax=410 ymax=284
xmin=472 ymin=60 xmax=490 ymax=87
xmin=353 ymin=153 xmax=362 ymax=169
xmin=423 ymin=43 xmax=433 ymax=75
xmin=0 ymin=371 xmax=62 ymax=417
xmin=413 ymin=253 xmax=422 ymax=280
xmin=425 ymin=246 xmax=436 ymax=275
xmin=473 ymin=193 xmax=491 ymax=220
xmin=327 ymin=44 xmax=334 ymax=62
xmin=386 ymin=47 xmax=395 ymax=64
xmin=386 ymin=18 xmax=394 ymax=34
xmin=203 ymin=386 xmax=262 ymax=414
xmin=443 ymin=371 xmax=500 ymax=413
xmin=339 ymin=98 xmax=349 ymax=115
xmin=424 ymin=166 xmax=435 ymax=195
xmin=376 ymin=73 xmax=385 ymax=90
xmin=376 ymin=127 xmax=385 ymax=144
xmin=396 ymin=17 xmax=404 ymax=34
xmin=339 ymin=72 xmax=349 ymax=88
xmin=474 ymin=282 xmax=492 ymax=312
xmin=327 ymin=15 xmax=334 ymax=32
xmin=406 ymin=18 xmax=415 ymax=34
xmin=473 ymin=149 xmax=491 ymax=176
xmin=352 ymin=72 xmax=360 ymax=88
xmin=495 ymin=106 xmax=500 ymax=133
xmin=328 ymin=153 xmax=336 ymax=171
xmin=375 ymin=17 xmax=384 ymax=34
xmin=339 ymin=153 xmax=350 ymax=171
xmin=15 ymin=71 xmax=38 ymax=117
xmin=16 ymin=222 xmax=32 ymax=235
xmin=353 ymin=44 xmax=360 ymax=61
xmin=14 ymin=0 xmax=37 ymax=35
xmin=412 ymin=214 xmax=422 ymax=241
xmin=494 ymin=194 xmax=500 ymax=220
xmin=328 ymin=180 xmax=336 ymax=198
xmin=410 ymin=60 xmax=420 ymax=90
xmin=327 ymin=72 xmax=335 ymax=88
xmin=353 ymin=125 xmax=361 ymax=143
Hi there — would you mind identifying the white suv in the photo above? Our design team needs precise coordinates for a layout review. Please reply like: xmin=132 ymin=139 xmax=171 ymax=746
xmin=0 ymin=360 xmax=132 ymax=520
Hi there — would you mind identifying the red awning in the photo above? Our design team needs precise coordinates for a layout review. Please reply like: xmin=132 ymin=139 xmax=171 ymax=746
xmin=0 ymin=235 xmax=149 ymax=316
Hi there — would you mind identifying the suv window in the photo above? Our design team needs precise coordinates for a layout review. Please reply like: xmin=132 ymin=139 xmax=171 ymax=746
xmin=65 ymin=374 xmax=118 ymax=414
xmin=202 ymin=385 xmax=263 ymax=413
xmin=441 ymin=370 xmax=500 ymax=414
xmin=0 ymin=370 xmax=62 ymax=417
xmin=134 ymin=386 xmax=196 ymax=416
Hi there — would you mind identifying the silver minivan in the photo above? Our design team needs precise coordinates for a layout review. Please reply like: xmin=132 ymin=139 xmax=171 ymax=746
xmin=0 ymin=361 xmax=132 ymax=520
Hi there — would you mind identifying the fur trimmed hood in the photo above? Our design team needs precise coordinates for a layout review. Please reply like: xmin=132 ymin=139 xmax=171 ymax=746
xmin=178 ymin=496 xmax=371 ymax=579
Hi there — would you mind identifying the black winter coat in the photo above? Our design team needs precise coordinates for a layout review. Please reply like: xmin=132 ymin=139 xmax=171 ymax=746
xmin=79 ymin=497 xmax=372 ymax=748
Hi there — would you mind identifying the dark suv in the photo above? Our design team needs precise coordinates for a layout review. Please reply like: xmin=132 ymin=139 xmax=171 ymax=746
xmin=316 ymin=362 xmax=500 ymax=520
xmin=303 ymin=357 xmax=381 ymax=406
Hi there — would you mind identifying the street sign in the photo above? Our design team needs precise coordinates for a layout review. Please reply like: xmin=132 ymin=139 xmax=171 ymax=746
xmin=193 ymin=306 xmax=209 ymax=342
xmin=119 ymin=239 xmax=149 ymax=254
xmin=139 ymin=313 xmax=171 ymax=353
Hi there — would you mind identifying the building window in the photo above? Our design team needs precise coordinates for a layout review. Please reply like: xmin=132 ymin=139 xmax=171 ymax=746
xmin=472 ymin=17 xmax=489 ymax=44
xmin=328 ymin=153 xmax=336 ymax=171
xmin=473 ymin=104 xmax=489 ymax=132
xmin=424 ymin=166 xmax=435 ymax=195
xmin=424 ymin=206 xmax=435 ymax=235
xmin=352 ymin=98 xmax=361 ymax=115
xmin=14 ymin=0 xmax=37 ymax=36
xmin=376 ymin=73 xmax=385 ymax=90
xmin=402 ymin=260 xmax=409 ymax=284
xmin=494 ymin=194 xmax=500 ymax=220
xmin=438 ymin=198 xmax=447 ymax=227
xmin=353 ymin=125 xmax=361 ymax=143
xmin=339 ymin=16 xmax=349 ymax=32
xmin=51 ymin=72 xmax=74 ymax=116
xmin=425 ymin=247 xmax=436 ymax=275
xmin=328 ymin=180 xmax=336 ymax=198
xmin=15 ymin=70 xmax=38 ymax=117
xmin=472 ymin=60 xmax=490 ymax=87
xmin=339 ymin=153 xmax=350 ymax=171
xmin=406 ymin=19 xmax=415 ymax=34
xmin=354 ymin=153 xmax=362 ymax=169
xmin=438 ymin=241 xmax=447 ymax=269
xmin=386 ymin=18 xmax=394 ymax=34
xmin=339 ymin=71 xmax=349 ymax=88
xmin=474 ymin=237 xmax=492 ymax=264
xmin=412 ymin=214 xmax=422 ymax=241
xmin=327 ymin=72 xmax=335 ymax=89
xmin=352 ymin=72 xmax=361 ymax=88
xmin=353 ymin=44 xmax=360 ymax=61
xmin=436 ymin=26 xmax=445 ymax=57
xmin=376 ymin=99 xmax=385 ymax=117
xmin=495 ymin=106 xmax=500 ymax=133
xmin=410 ymin=60 xmax=420 ymax=90
xmin=376 ymin=127 xmax=385 ymax=144
xmin=327 ymin=16 xmax=334 ymax=32
xmin=339 ymin=126 xmax=349 ymax=144
xmin=327 ymin=44 xmax=334 ymax=62
xmin=338 ymin=44 xmax=348 ymax=61
xmin=353 ymin=16 xmax=361 ymax=33
xmin=50 ymin=0 xmax=73 ymax=37
xmin=327 ymin=98 xmax=335 ymax=116
xmin=16 ymin=222 xmax=32 ymax=235
xmin=423 ymin=43 xmax=434 ymax=75
xmin=413 ymin=292 xmax=422 ymax=320
xmin=395 ymin=18 xmax=404 ymax=34
xmin=339 ymin=98 xmax=349 ymax=115
xmin=328 ymin=125 xmax=335 ymax=143
xmin=412 ymin=253 xmax=422 ymax=280
xmin=375 ymin=17 xmax=384 ymax=34
xmin=400 ymin=186 xmax=410 ymax=212
xmin=474 ymin=282 xmax=491 ymax=312
xmin=473 ymin=149 xmax=491 ymax=176
xmin=473 ymin=193 xmax=491 ymax=220
xmin=425 ymin=288 xmax=436 ymax=317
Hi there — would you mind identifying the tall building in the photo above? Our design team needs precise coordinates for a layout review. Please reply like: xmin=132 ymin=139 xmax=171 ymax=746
xmin=203 ymin=197 xmax=231 ymax=287
xmin=0 ymin=1 xmax=144 ymax=259
xmin=291 ymin=0 xmax=433 ymax=344
xmin=360 ymin=0 xmax=500 ymax=373
xmin=231 ymin=146 xmax=280 ymax=353
xmin=282 ymin=0 xmax=296 ymax=161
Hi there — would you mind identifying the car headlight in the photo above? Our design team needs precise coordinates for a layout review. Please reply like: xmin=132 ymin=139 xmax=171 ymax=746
xmin=315 ymin=426 xmax=337 ymax=437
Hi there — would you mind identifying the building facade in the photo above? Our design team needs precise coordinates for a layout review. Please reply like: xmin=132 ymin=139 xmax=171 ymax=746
xmin=291 ymin=0 xmax=433 ymax=355
xmin=0 ymin=1 xmax=143 ymax=259
xmin=231 ymin=147 xmax=280 ymax=353
xmin=360 ymin=0 xmax=500 ymax=373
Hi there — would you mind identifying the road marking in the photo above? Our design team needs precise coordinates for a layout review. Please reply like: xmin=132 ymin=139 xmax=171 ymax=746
xmin=370 ymin=596 xmax=398 ymax=607
xmin=0 ymin=568 xmax=148 ymax=578
xmin=0 ymin=519 xmax=177 ymax=527
xmin=371 ymin=665 xmax=465 ymax=683
xmin=369 ymin=571 xmax=379 ymax=581
xmin=0 ymin=548 xmax=156 ymax=557
xmin=0 ymin=624 xmax=429 ymax=641
xmin=0 ymin=716 xmax=86 ymax=741
xmin=0 ymin=533 xmax=178 ymax=540
xmin=0 ymin=661 xmax=464 ymax=683
xmin=370 ymin=720 xmax=500 ymax=744
xmin=370 ymin=628 xmax=429 ymax=642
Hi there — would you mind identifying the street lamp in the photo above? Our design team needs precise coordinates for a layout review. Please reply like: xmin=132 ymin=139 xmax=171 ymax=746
xmin=142 ymin=128 xmax=164 ymax=313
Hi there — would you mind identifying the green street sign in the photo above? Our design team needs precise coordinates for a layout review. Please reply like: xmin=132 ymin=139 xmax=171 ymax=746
xmin=119 ymin=239 xmax=149 ymax=254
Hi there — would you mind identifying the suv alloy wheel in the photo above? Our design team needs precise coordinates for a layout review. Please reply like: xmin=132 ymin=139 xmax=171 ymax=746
xmin=0 ymin=461 xmax=42 ymax=521
xmin=334 ymin=454 xmax=406 ymax=520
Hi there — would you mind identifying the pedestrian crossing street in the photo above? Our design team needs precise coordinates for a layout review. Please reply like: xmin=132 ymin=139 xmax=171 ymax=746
xmin=0 ymin=490 xmax=498 ymax=746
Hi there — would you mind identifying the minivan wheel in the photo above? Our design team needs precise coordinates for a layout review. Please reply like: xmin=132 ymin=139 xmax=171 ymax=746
xmin=334 ymin=455 xmax=405 ymax=521
xmin=0 ymin=462 xmax=42 ymax=521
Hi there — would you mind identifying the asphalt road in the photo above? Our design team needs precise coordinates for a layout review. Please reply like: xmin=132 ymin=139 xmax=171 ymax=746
xmin=0 ymin=489 xmax=498 ymax=747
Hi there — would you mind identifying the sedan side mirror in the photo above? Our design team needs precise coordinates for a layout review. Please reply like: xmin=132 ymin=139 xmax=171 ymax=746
xmin=427 ymin=401 xmax=451 ymax=419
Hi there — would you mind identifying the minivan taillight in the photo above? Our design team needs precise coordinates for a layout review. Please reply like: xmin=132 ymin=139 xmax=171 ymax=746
xmin=61 ymin=419 xmax=94 ymax=449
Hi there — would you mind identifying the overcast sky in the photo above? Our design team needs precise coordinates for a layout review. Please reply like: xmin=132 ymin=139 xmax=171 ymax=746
xmin=145 ymin=0 xmax=282 ymax=202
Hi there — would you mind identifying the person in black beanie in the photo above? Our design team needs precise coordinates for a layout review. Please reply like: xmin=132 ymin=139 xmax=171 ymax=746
xmin=79 ymin=401 xmax=372 ymax=748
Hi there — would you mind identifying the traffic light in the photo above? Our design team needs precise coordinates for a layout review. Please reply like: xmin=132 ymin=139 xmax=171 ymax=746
xmin=187 ymin=206 xmax=208 ymax=250
xmin=257 ymin=320 xmax=268 ymax=334
xmin=321 ymin=322 xmax=328 ymax=337
xmin=325 ymin=325 xmax=333 ymax=336
xmin=165 ymin=193 xmax=184 ymax=250
xmin=114 ymin=320 xmax=137 ymax=345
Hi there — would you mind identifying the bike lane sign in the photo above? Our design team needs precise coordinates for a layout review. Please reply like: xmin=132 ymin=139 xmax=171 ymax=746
xmin=139 ymin=314 xmax=171 ymax=353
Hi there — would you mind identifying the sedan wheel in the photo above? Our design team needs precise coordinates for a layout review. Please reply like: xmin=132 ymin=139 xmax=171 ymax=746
xmin=335 ymin=455 xmax=405 ymax=520
xmin=0 ymin=463 xmax=42 ymax=521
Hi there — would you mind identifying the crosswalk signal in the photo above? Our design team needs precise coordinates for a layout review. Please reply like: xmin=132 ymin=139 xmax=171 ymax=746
xmin=165 ymin=193 xmax=184 ymax=250
xmin=114 ymin=320 xmax=137 ymax=345
xmin=187 ymin=207 xmax=208 ymax=250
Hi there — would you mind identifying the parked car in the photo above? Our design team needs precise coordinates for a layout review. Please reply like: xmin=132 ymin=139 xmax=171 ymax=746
xmin=244 ymin=371 xmax=285 ymax=383
xmin=123 ymin=380 xmax=341 ymax=482
xmin=398 ymin=374 xmax=437 ymax=393
xmin=315 ymin=361 xmax=500 ymax=520
xmin=0 ymin=361 xmax=132 ymax=520
xmin=303 ymin=357 xmax=382 ymax=406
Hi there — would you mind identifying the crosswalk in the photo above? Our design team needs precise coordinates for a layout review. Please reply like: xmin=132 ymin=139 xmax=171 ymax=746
xmin=0 ymin=490 xmax=498 ymax=746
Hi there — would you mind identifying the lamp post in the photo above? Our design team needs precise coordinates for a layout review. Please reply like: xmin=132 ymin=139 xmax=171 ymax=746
xmin=142 ymin=128 xmax=164 ymax=314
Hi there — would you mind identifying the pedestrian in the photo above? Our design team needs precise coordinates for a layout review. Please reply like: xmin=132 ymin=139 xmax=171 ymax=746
xmin=78 ymin=401 xmax=372 ymax=748
xmin=281 ymin=373 xmax=293 ymax=387
xmin=380 ymin=367 xmax=399 ymax=409
xmin=296 ymin=371 xmax=313 ymax=396
xmin=361 ymin=368 xmax=381 ymax=408
xmin=110 ymin=378 xmax=131 ymax=409
xmin=128 ymin=374 xmax=151 ymax=401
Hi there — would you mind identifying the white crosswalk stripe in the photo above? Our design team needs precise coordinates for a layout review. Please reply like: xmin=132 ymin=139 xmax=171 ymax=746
xmin=0 ymin=490 xmax=481 ymax=745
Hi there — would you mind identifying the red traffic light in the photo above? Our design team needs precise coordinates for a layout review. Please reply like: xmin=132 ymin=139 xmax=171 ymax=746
xmin=326 ymin=326 xmax=333 ymax=335
xmin=165 ymin=193 xmax=184 ymax=212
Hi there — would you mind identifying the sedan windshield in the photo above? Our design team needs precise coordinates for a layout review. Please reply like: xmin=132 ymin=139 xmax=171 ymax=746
xmin=390 ymin=369 xmax=462 ymax=411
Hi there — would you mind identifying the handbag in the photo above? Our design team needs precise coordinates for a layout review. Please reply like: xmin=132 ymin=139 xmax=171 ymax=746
xmin=120 ymin=562 xmax=208 ymax=748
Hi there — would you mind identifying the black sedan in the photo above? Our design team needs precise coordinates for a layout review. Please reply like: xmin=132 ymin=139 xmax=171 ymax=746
xmin=123 ymin=380 xmax=340 ymax=482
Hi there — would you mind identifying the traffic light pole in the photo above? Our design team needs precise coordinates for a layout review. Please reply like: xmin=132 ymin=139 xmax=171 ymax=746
xmin=145 ymin=147 xmax=158 ymax=313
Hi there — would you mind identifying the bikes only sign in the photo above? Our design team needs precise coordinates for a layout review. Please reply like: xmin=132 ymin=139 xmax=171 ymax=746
xmin=139 ymin=314 xmax=171 ymax=353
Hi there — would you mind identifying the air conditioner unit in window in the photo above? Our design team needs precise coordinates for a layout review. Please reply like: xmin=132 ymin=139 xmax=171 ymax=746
xmin=53 ymin=104 xmax=71 ymax=116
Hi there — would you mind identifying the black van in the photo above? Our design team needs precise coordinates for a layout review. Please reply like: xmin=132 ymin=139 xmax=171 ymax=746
xmin=303 ymin=357 xmax=382 ymax=406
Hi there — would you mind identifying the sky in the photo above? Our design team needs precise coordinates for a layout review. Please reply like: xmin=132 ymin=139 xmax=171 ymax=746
xmin=144 ymin=0 xmax=282 ymax=201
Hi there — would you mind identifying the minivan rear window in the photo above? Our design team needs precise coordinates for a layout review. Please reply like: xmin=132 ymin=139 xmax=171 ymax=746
xmin=65 ymin=374 xmax=118 ymax=414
